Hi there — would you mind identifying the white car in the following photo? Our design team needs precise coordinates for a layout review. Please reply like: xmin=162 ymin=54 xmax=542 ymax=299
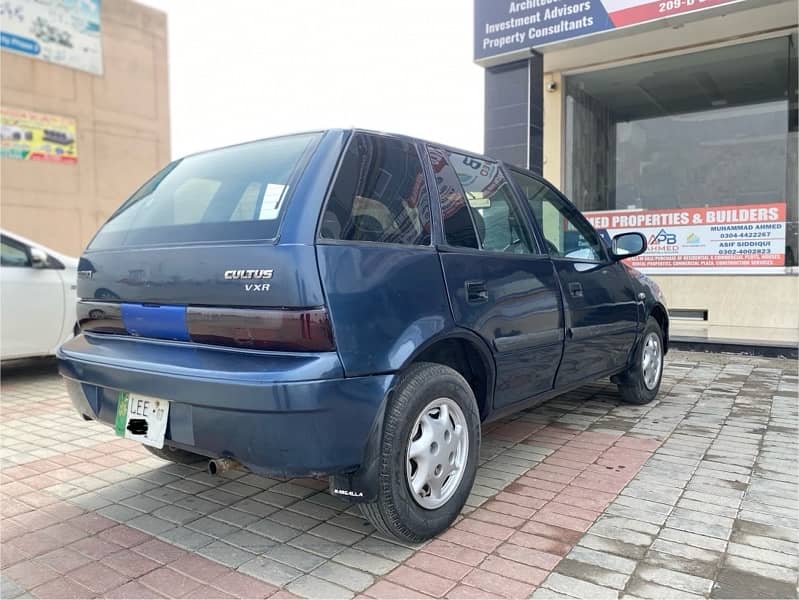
xmin=1 ymin=230 xmax=78 ymax=360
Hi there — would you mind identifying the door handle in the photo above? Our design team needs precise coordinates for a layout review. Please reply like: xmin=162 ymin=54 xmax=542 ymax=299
xmin=466 ymin=281 xmax=488 ymax=303
xmin=568 ymin=282 xmax=583 ymax=298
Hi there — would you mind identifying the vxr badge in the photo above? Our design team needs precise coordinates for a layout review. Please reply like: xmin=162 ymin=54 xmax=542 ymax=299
xmin=224 ymin=269 xmax=273 ymax=292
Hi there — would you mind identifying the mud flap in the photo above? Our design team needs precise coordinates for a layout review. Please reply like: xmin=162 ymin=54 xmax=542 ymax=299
xmin=328 ymin=390 xmax=389 ymax=503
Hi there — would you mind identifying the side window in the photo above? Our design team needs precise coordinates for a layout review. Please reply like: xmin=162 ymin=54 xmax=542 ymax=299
xmin=428 ymin=146 xmax=479 ymax=249
xmin=1 ymin=236 xmax=31 ymax=267
xmin=511 ymin=171 xmax=605 ymax=261
xmin=320 ymin=134 xmax=431 ymax=245
xmin=444 ymin=150 xmax=533 ymax=255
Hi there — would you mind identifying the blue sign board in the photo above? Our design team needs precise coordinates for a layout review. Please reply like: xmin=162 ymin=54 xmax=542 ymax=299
xmin=474 ymin=0 xmax=613 ymax=61
xmin=474 ymin=0 xmax=744 ymax=62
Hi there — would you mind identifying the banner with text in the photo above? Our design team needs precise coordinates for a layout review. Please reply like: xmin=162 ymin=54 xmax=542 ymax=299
xmin=584 ymin=203 xmax=787 ymax=272
xmin=475 ymin=0 xmax=744 ymax=60
xmin=1 ymin=0 xmax=102 ymax=75
xmin=1 ymin=106 xmax=78 ymax=163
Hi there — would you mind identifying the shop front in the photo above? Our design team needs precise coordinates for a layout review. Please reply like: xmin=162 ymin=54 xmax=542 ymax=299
xmin=475 ymin=0 xmax=798 ymax=346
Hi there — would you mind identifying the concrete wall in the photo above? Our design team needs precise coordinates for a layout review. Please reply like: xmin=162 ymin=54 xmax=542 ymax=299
xmin=656 ymin=275 xmax=799 ymax=344
xmin=0 ymin=0 xmax=170 ymax=256
xmin=540 ymin=1 xmax=799 ymax=344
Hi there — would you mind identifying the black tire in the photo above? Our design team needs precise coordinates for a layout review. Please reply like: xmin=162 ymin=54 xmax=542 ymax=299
xmin=144 ymin=445 xmax=206 ymax=465
xmin=617 ymin=316 xmax=664 ymax=405
xmin=361 ymin=362 xmax=480 ymax=543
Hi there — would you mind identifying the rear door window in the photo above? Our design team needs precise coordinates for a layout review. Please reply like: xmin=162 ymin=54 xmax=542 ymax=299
xmin=431 ymin=147 xmax=534 ymax=255
xmin=428 ymin=146 xmax=480 ymax=249
xmin=89 ymin=133 xmax=321 ymax=249
xmin=320 ymin=133 xmax=431 ymax=245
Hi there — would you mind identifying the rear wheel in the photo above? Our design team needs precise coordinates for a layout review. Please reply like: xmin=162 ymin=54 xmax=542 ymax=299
xmin=361 ymin=362 xmax=480 ymax=542
xmin=617 ymin=316 xmax=664 ymax=405
xmin=144 ymin=445 xmax=205 ymax=465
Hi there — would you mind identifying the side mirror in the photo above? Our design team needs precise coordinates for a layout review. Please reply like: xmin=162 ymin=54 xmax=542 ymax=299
xmin=29 ymin=247 xmax=50 ymax=269
xmin=611 ymin=232 xmax=647 ymax=260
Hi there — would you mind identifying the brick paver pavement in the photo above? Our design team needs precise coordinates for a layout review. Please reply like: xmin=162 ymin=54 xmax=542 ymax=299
xmin=1 ymin=350 xmax=796 ymax=599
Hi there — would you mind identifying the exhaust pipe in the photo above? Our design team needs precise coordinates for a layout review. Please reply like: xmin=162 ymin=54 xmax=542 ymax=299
xmin=208 ymin=457 xmax=241 ymax=476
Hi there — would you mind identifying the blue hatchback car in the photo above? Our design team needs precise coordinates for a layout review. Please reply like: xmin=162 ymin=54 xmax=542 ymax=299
xmin=59 ymin=129 xmax=668 ymax=541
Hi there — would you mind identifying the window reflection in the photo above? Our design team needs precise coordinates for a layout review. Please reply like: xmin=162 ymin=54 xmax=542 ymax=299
xmin=564 ymin=36 xmax=798 ymax=267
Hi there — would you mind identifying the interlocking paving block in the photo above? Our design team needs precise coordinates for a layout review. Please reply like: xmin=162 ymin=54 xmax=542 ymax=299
xmin=577 ymin=533 xmax=648 ymax=561
xmin=311 ymin=560 xmax=375 ymax=592
xmin=658 ymin=527 xmax=728 ymax=552
xmin=331 ymin=548 xmax=398 ymax=576
xmin=251 ymin=490 xmax=297 ymax=509
xmin=152 ymin=504 xmax=203 ymax=525
xmin=266 ymin=544 xmax=327 ymax=572
xmin=230 ymin=497 xmax=280 ymax=518
xmin=289 ymin=532 xmax=347 ymax=559
xmin=126 ymin=514 xmax=176 ymax=536
xmin=284 ymin=499 xmax=339 ymax=521
xmin=635 ymin=564 xmax=714 ymax=596
xmin=120 ymin=493 xmax=168 ymax=513
xmin=196 ymin=540 xmax=255 ymax=568
xmin=723 ymin=555 xmax=798 ymax=584
xmin=4 ymin=350 xmax=797 ymax=600
xmin=238 ymin=555 xmax=303 ymax=587
xmin=221 ymin=529 xmax=276 ymax=554
xmin=308 ymin=522 xmax=365 ymax=546
xmin=287 ymin=574 xmax=354 ymax=599
xmin=96 ymin=503 xmax=143 ymax=523
xmin=555 ymin=557 xmax=629 ymax=590
xmin=268 ymin=507 xmax=323 ymax=531
xmin=726 ymin=541 xmax=799 ymax=569
xmin=543 ymin=572 xmax=619 ymax=600
xmin=567 ymin=545 xmax=638 ymax=575
xmin=711 ymin=567 xmax=798 ymax=599
xmin=0 ymin=576 xmax=25 ymax=599
xmin=327 ymin=513 xmax=376 ymax=536
xmin=248 ymin=518 xmax=302 ymax=543
xmin=626 ymin=577 xmax=705 ymax=600
xmin=270 ymin=482 xmax=317 ymax=499
xmin=208 ymin=507 xmax=262 ymax=528
xmin=157 ymin=526 xmax=214 ymax=550
xmin=353 ymin=536 xmax=418 ymax=562
xmin=644 ymin=549 xmax=719 ymax=580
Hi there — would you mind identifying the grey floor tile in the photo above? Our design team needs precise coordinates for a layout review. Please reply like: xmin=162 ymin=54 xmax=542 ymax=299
xmin=197 ymin=540 xmax=255 ymax=568
xmin=238 ymin=556 xmax=303 ymax=587
xmin=287 ymin=574 xmax=354 ymax=599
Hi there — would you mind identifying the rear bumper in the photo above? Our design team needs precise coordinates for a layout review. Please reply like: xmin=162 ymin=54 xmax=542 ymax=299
xmin=58 ymin=334 xmax=393 ymax=477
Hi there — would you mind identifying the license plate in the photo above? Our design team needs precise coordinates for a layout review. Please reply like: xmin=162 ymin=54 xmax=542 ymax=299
xmin=114 ymin=392 xmax=170 ymax=448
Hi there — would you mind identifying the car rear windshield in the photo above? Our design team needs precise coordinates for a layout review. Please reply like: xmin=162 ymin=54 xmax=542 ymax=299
xmin=89 ymin=133 xmax=321 ymax=250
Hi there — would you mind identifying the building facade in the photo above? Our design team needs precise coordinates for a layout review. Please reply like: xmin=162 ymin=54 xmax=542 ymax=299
xmin=1 ymin=0 xmax=169 ymax=256
xmin=476 ymin=0 xmax=798 ymax=346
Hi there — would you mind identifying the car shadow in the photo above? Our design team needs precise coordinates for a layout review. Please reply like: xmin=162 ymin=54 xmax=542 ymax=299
xmin=1 ymin=357 xmax=60 ymax=381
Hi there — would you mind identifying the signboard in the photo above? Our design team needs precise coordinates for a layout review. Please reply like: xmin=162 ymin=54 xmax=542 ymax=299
xmin=1 ymin=106 xmax=78 ymax=163
xmin=475 ymin=0 xmax=743 ymax=61
xmin=1 ymin=0 xmax=102 ymax=75
xmin=584 ymin=203 xmax=787 ymax=273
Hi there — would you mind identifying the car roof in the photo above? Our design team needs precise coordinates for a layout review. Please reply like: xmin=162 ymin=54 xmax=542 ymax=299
xmin=172 ymin=128 xmax=548 ymax=185
xmin=349 ymin=128 xmax=550 ymax=185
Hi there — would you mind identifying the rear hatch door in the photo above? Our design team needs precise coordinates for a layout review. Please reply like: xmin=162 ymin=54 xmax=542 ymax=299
xmin=76 ymin=132 xmax=335 ymax=353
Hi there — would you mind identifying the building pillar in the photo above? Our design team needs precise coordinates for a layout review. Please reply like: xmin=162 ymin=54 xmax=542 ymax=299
xmin=483 ymin=53 xmax=544 ymax=174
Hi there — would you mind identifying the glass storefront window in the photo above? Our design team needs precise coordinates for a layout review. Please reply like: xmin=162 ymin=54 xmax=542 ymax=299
xmin=565 ymin=36 xmax=798 ymax=271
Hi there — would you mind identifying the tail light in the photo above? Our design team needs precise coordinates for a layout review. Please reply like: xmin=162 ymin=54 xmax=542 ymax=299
xmin=77 ymin=302 xmax=335 ymax=352
xmin=186 ymin=307 xmax=335 ymax=352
